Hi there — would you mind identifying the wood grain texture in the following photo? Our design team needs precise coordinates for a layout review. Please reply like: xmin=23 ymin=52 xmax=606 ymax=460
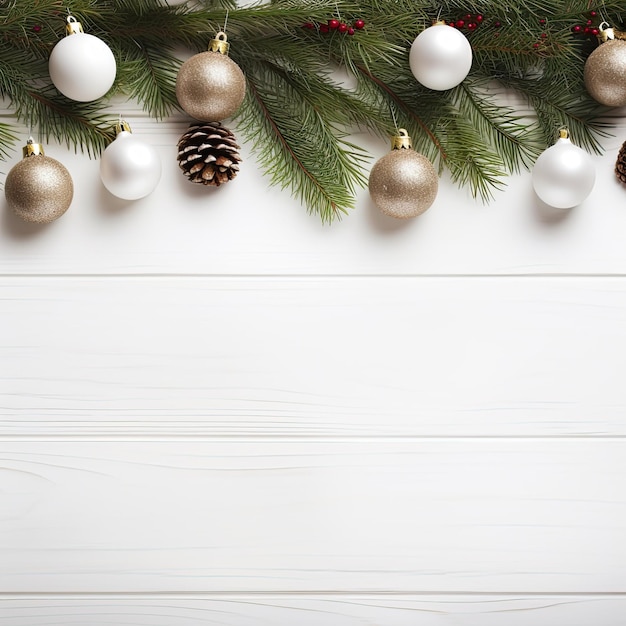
xmin=1 ymin=277 xmax=626 ymax=436
xmin=2 ymin=99 xmax=626 ymax=613
xmin=2 ymin=595 xmax=626 ymax=625
xmin=0 ymin=117 xmax=625 ymax=277
xmin=1 ymin=439 xmax=625 ymax=593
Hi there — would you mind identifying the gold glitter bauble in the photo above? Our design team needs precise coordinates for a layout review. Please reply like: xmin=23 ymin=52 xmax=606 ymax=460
xmin=584 ymin=39 xmax=626 ymax=107
xmin=5 ymin=154 xmax=73 ymax=223
xmin=176 ymin=51 xmax=246 ymax=122
xmin=368 ymin=147 xmax=438 ymax=219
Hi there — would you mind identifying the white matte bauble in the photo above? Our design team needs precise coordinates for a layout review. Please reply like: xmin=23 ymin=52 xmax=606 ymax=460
xmin=100 ymin=125 xmax=161 ymax=200
xmin=532 ymin=131 xmax=596 ymax=209
xmin=409 ymin=21 xmax=472 ymax=90
xmin=49 ymin=16 xmax=116 ymax=102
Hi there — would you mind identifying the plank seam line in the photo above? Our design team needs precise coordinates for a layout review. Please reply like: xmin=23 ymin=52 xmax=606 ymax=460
xmin=2 ymin=435 xmax=626 ymax=442
xmin=3 ymin=273 xmax=626 ymax=279
xmin=2 ymin=591 xmax=626 ymax=598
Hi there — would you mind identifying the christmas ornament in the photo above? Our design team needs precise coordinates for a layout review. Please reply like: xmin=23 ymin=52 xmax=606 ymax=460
xmin=100 ymin=120 xmax=162 ymax=200
xmin=409 ymin=21 xmax=473 ymax=90
xmin=4 ymin=138 xmax=73 ymax=223
xmin=48 ymin=15 xmax=116 ymax=102
xmin=531 ymin=129 xmax=596 ymax=209
xmin=176 ymin=32 xmax=246 ymax=122
xmin=616 ymin=140 xmax=626 ymax=185
xmin=177 ymin=122 xmax=242 ymax=186
xmin=584 ymin=23 xmax=626 ymax=107
xmin=368 ymin=128 xmax=438 ymax=218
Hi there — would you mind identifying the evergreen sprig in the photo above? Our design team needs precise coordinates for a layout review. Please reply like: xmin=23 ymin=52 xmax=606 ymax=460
xmin=0 ymin=0 xmax=623 ymax=221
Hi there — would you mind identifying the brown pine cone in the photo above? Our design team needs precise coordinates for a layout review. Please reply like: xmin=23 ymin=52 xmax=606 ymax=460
xmin=616 ymin=140 xmax=626 ymax=185
xmin=177 ymin=122 xmax=242 ymax=186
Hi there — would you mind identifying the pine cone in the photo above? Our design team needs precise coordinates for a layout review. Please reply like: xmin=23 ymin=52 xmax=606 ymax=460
xmin=177 ymin=122 xmax=241 ymax=186
xmin=616 ymin=140 xmax=626 ymax=185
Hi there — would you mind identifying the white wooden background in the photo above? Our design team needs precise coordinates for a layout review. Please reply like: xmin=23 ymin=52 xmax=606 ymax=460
xmin=1 ymin=95 xmax=626 ymax=625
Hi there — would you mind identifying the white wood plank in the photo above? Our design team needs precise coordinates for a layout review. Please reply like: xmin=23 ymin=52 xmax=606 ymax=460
xmin=2 ymin=594 xmax=626 ymax=625
xmin=0 ymin=116 xmax=625 ymax=277
xmin=0 ymin=439 xmax=625 ymax=592
xmin=2 ymin=277 xmax=626 ymax=436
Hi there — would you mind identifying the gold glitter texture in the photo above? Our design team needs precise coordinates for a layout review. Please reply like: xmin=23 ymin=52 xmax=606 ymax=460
xmin=5 ymin=155 xmax=73 ymax=223
xmin=584 ymin=39 xmax=626 ymax=107
xmin=368 ymin=149 xmax=438 ymax=219
xmin=176 ymin=52 xmax=246 ymax=122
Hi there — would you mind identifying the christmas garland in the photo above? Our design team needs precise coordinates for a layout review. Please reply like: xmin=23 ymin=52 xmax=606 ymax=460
xmin=0 ymin=0 xmax=625 ymax=223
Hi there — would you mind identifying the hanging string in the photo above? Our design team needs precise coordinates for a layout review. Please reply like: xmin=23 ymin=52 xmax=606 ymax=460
xmin=390 ymin=104 xmax=399 ymax=136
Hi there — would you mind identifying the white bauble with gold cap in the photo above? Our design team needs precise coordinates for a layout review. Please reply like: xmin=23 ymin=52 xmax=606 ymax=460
xmin=49 ymin=15 xmax=117 ymax=102
xmin=100 ymin=121 xmax=162 ymax=200
xmin=532 ymin=129 xmax=596 ymax=209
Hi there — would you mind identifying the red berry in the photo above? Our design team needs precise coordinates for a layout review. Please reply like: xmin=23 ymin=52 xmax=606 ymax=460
xmin=590 ymin=10 xmax=598 ymax=17
xmin=584 ymin=26 xmax=591 ymax=34
xmin=591 ymin=27 xmax=600 ymax=36
xmin=467 ymin=22 xmax=477 ymax=30
xmin=465 ymin=13 xmax=472 ymax=20
xmin=32 ymin=24 xmax=42 ymax=32
xmin=338 ymin=22 xmax=348 ymax=32
xmin=494 ymin=21 xmax=501 ymax=28
xmin=353 ymin=19 xmax=365 ymax=29
xmin=319 ymin=23 xmax=329 ymax=33
xmin=456 ymin=19 xmax=465 ymax=28
xmin=302 ymin=22 xmax=314 ymax=29
xmin=533 ymin=42 xmax=540 ymax=48
xmin=347 ymin=27 xmax=355 ymax=35
xmin=476 ymin=14 xmax=484 ymax=23
xmin=328 ymin=19 xmax=340 ymax=29
xmin=539 ymin=18 xmax=546 ymax=25
xmin=586 ymin=19 xmax=593 ymax=25
xmin=571 ymin=24 xmax=582 ymax=33
xmin=540 ymin=32 xmax=547 ymax=39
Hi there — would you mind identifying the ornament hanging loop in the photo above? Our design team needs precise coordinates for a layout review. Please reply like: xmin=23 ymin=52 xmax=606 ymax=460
xmin=391 ymin=128 xmax=412 ymax=150
xmin=597 ymin=22 xmax=626 ymax=42
xmin=209 ymin=31 xmax=230 ymax=55
xmin=65 ymin=15 xmax=84 ymax=35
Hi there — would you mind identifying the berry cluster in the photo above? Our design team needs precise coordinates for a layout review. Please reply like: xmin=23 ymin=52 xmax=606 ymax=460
xmin=302 ymin=18 xmax=365 ymax=36
xmin=449 ymin=13 xmax=484 ymax=31
xmin=571 ymin=10 xmax=600 ymax=37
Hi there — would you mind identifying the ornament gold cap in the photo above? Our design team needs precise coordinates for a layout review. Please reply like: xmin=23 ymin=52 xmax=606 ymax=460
xmin=22 ymin=137 xmax=44 ymax=158
xmin=65 ymin=15 xmax=84 ymax=36
xmin=115 ymin=120 xmax=133 ymax=135
xmin=209 ymin=31 xmax=230 ymax=55
xmin=432 ymin=19 xmax=447 ymax=26
xmin=597 ymin=21 xmax=626 ymax=42
xmin=391 ymin=128 xmax=412 ymax=150
xmin=558 ymin=128 xmax=570 ymax=139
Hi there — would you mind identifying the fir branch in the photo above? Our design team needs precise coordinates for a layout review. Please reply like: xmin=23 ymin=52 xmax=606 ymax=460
xmin=16 ymin=87 xmax=115 ymax=157
xmin=0 ymin=122 xmax=18 ymax=161
xmin=500 ymin=75 xmax=613 ymax=153
xmin=237 ymin=61 xmax=368 ymax=222
xmin=0 ymin=0 xmax=622 ymax=219
xmin=455 ymin=80 xmax=543 ymax=172
xmin=438 ymin=119 xmax=507 ymax=201
xmin=117 ymin=45 xmax=180 ymax=120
